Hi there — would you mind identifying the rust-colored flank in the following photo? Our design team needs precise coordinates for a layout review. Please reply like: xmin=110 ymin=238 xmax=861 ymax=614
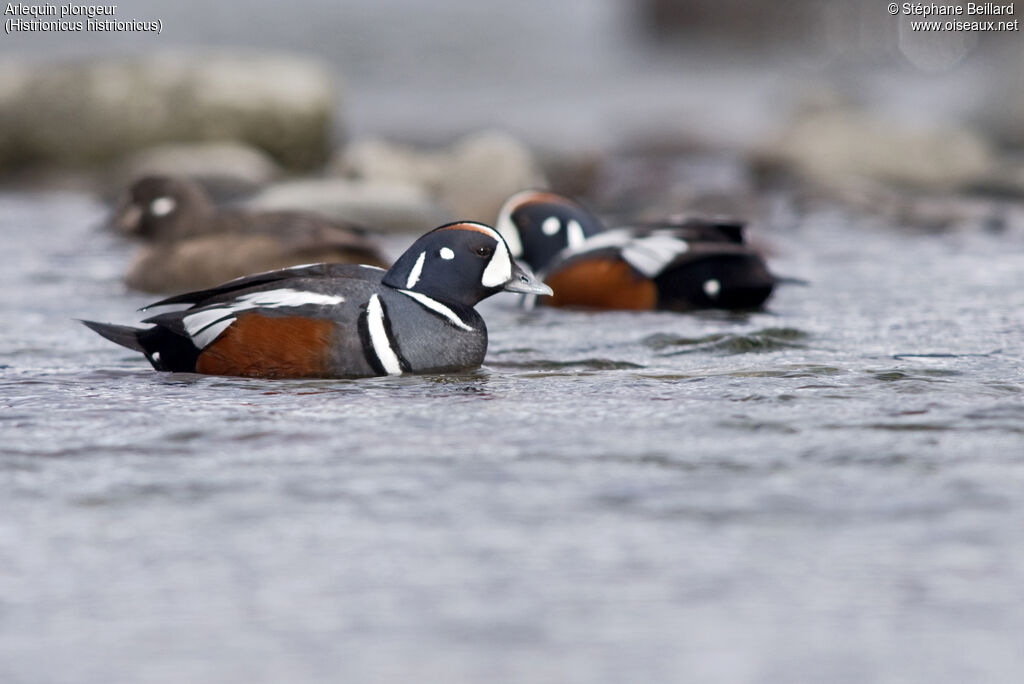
xmin=545 ymin=257 xmax=657 ymax=310
xmin=196 ymin=313 xmax=335 ymax=378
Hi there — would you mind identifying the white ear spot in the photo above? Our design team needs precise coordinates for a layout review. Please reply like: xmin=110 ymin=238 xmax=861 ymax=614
xmin=481 ymin=240 xmax=512 ymax=288
xmin=150 ymin=197 xmax=176 ymax=217
xmin=439 ymin=247 xmax=455 ymax=260
xmin=406 ymin=251 xmax=426 ymax=289
xmin=542 ymin=216 xmax=561 ymax=236
xmin=566 ymin=219 xmax=586 ymax=248
xmin=703 ymin=279 xmax=721 ymax=298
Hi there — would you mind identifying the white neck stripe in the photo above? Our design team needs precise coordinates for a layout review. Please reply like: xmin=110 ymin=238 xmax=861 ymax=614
xmin=398 ymin=290 xmax=474 ymax=331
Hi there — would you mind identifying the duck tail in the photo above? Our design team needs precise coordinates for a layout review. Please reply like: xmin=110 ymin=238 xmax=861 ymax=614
xmin=79 ymin=320 xmax=147 ymax=352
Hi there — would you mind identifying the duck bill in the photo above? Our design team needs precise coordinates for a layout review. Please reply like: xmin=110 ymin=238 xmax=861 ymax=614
xmin=111 ymin=196 xmax=143 ymax=235
xmin=503 ymin=260 xmax=553 ymax=296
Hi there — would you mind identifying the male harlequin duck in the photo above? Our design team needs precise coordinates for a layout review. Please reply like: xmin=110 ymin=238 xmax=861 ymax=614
xmin=111 ymin=175 xmax=389 ymax=292
xmin=495 ymin=190 xmax=780 ymax=311
xmin=82 ymin=222 xmax=552 ymax=379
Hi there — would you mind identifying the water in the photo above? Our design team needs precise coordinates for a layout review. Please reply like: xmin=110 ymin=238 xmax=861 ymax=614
xmin=1 ymin=190 xmax=1023 ymax=683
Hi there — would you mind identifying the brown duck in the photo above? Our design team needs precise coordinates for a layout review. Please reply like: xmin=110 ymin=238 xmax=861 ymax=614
xmin=112 ymin=175 xmax=389 ymax=293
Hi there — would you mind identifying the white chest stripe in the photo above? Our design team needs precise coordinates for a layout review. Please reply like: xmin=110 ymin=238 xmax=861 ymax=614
xmin=398 ymin=290 xmax=474 ymax=331
xmin=183 ymin=288 xmax=345 ymax=349
xmin=366 ymin=294 xmax=403 ymax=375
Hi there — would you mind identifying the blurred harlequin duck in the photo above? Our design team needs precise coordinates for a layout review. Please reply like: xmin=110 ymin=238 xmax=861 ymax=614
xmin=82 ymin=222 xmax=552 ymax=379
xmin=495 ymin=190 xmax=781 ymax=311
xmin=111 ymin=175 xmax=389 ymax=293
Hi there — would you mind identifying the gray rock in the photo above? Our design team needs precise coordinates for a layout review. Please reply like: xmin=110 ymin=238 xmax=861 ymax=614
xmin=763 ymin=110 xmax=994 ymax=190
xmin=821 ymin=178 xmax=1017 ymax=232
xmin=334 ymin=138 xmax=447 ymax=194
xmin=0 ymin=52 xmax=337 ymax=172
xmin=537 ymin=147 xmax=606 ymax=201
xmin=336 ymin=130 xmax=547 ymax=226
xmin=438 ymin=130 xmax=547 ymax=225
xmin=111 ymin=143 xmax=282 ymax=199
xmin=245 ymin=178 xmax=450 ymax=234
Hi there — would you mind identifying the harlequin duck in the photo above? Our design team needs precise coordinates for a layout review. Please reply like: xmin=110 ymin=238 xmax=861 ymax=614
xmin=82 ymin=222 xmax=552 ymax=379
xmin=111 ymin=175 xmax=389 ymax=292
xmin=495 ymin=190 xmax=780 ymax=311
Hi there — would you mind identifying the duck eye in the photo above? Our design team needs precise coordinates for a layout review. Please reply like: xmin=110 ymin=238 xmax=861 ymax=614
xmin=475 ymin=245 xmax=494 ymax=258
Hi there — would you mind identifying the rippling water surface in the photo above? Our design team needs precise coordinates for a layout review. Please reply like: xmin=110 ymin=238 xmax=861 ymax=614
xmin=2 ymin=192 xmax=1023 ymax=683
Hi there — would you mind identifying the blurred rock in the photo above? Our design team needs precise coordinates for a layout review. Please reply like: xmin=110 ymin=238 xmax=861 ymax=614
xmin=0 ymin=52 xmax=336 ymax=173
xmin=337 ymin=129 xmax=547 ymax=225
xmin=980 ymin=50 xmax=1024 ymax=150
xmin=763 ymin=110 xmax=994 ymax=190
xmin=974 ymin=158 xmax=1024 ymax=199
xmin=110 ymin=143 xmax=282 ymax=200
xmin=590 ymin=150 xmax=757 ymax=222
xmin=335 ymin=138 xmax=447 ymax=194
xmin=537 ymin=148 xmax=606 ymax=203
xmin=246 ymin=178 xmax=449 ymax=234
xmin=439 ymin=130 xmax=547 ymax=224
xmin=822 ymin=178 xmax=1016 ymax=232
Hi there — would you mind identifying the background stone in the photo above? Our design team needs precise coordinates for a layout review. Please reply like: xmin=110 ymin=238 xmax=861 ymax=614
xmin=0 ymin=52 xmax=337 ymax=173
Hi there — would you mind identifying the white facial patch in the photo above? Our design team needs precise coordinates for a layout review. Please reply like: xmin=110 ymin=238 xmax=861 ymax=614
xmin=703 ymin=279 xmax=721 ymax=298
xmin=566 ymin=219 xmax=586 ymax=248
xmin=481 ymin=239 xmax=513 ymax=288
xmin=150 ymin=196 xmax=176 ymax=217
xmin=494 ymin=194 xmax=530 ymax=256
xmin=542 ymin=216 xmax=561 ymax=236
xmin=366 ymin=294 xmax=403 ymax=375
xmin=439 ymin=247 xmax=455 ymax=260
xmin=182 ymin=288 xmax=344 ymax=349
xmin=406 ymin=251 xmax=426 ymax=289
xmin=451 ymin=222 xmax=515 ymax=288
xmin=399 ymin=290 xmax=474 ymax=331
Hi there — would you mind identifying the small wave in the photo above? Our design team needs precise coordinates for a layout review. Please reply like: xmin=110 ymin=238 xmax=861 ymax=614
xmin=893 ymin=350 xmax=1002 ymax=360
xmin=644 ymin=327 xmax=809 ymax=356
xmin=487 ymin=358 xmax=645 ymax=371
